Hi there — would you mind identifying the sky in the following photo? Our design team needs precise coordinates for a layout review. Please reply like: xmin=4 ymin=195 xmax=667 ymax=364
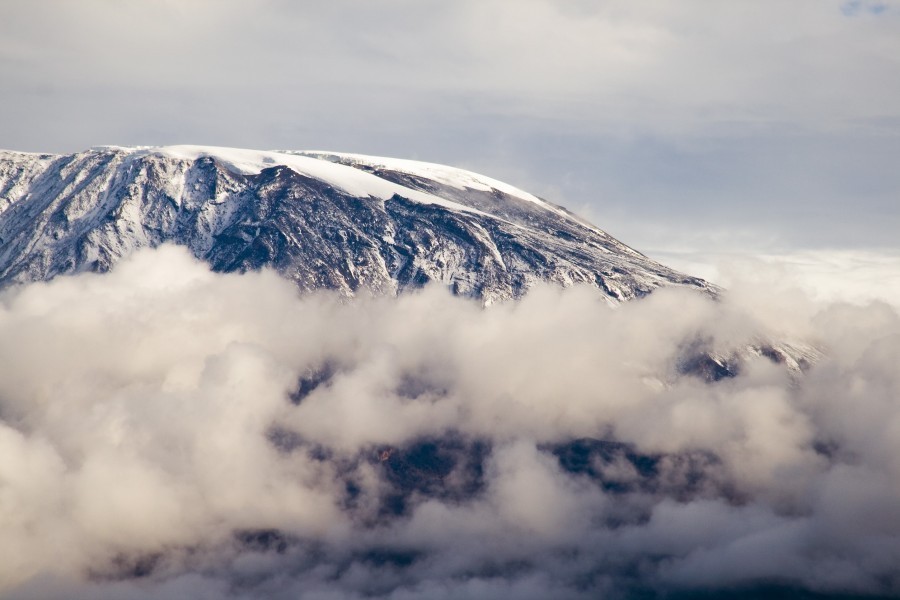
xmin=1 ymin=0 xmax=899 ymax=290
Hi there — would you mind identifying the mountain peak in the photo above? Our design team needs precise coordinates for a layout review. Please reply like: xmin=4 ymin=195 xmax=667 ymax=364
xmin=0 ymin=145 xmax=715 ymax=303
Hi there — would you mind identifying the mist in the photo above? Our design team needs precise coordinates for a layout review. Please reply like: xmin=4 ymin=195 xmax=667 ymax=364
xmin=2 ymin=245 xmax=899 ymax=599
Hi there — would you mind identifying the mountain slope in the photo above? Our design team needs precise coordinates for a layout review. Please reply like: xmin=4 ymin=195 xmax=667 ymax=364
xmin=0 ymin=145 xmax=715 ymax=304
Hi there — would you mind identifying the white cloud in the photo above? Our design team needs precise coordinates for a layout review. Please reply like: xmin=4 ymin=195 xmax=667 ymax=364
xmin=1 ymin=246 xmax=900 ymax=597
xmin=3 ymin=0 xmax=899 ymax=141
xmin=654 ymin=248 xmax=900 ymax=308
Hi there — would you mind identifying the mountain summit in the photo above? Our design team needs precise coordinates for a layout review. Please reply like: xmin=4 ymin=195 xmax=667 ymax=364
xmin=0 ymin=145 xmax=713 ymax=303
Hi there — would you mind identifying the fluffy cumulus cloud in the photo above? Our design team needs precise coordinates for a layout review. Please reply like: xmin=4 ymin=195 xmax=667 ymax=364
xmin=0 ymin=245 xmax=899 ymax=598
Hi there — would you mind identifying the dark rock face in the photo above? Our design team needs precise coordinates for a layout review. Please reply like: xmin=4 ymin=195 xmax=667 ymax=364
xmin=374 ymin=435 xmax=492 ymax=517
xmin=0 ymin=146 xmax=716 ymax=303
xmin=547 ymin=438 xmax=730 ymax=503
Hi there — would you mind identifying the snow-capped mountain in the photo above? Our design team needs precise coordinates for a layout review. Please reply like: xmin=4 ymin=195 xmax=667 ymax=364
xmin=0 ymin=145 xmax=715 ymax=304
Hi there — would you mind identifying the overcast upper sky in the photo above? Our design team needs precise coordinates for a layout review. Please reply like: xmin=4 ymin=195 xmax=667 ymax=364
xmin=2 ymin=0 xmax=899 ymax=258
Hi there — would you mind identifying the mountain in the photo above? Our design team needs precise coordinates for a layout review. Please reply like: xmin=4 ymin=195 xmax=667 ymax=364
xmin=0 ymin=145 xmax=828 ymax=596
xmin=0 ymin=145 xmax=715 ymax=304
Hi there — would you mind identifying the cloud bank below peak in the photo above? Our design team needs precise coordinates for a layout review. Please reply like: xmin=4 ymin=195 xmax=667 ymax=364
xmin=1 ymin=246 xmax=900 ymax=598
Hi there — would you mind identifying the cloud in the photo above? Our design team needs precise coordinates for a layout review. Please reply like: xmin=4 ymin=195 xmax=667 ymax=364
xmin=5 ymin=0 xmax=899 ymax=132
xmin=652 ymin=248 xmax=900 ymax=309
xmin=0 ymin=245 xmax=899 ymax=597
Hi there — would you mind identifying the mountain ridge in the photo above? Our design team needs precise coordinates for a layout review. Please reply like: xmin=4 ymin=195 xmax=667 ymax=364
xmin=0 ymin=145 xmax=715 ymax=305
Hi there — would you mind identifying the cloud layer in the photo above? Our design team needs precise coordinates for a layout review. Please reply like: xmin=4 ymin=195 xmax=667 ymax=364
xmin=652 ymin=248 xmax=900 ymax=309
xmin=1 ymin=246 xmax=899 ymax=598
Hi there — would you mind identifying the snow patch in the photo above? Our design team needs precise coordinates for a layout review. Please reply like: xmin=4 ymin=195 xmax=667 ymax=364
xmin=131 ymin=146 xmax=488 ymax=218
xmin=297 ymin=151 xmax=618 ymax=235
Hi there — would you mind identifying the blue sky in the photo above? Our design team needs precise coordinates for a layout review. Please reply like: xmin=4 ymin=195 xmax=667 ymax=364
xmin=1 ymin=0 xmax=899 ymax=280
xmin=842 ymin=0 xmax=891 ymax=16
